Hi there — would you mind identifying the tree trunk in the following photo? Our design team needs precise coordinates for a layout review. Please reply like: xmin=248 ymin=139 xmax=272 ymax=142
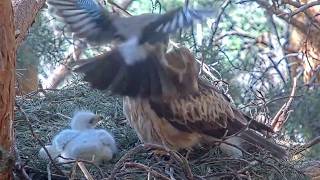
xmin=12 ymin=0 xmax=46 ymax=94
xmin=12 ymin=0 xmax=46 ymax=48
xmin=0 ymin=0 xmax=16 ymax=179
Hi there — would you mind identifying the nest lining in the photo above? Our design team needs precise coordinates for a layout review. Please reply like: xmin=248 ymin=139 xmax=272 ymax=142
xmin=14 ymin=83 xmax=307 ymax=179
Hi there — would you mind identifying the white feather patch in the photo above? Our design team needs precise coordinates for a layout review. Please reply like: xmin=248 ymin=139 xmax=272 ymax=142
xmin=162 ymin=22 xmax=170 ymax=33
xmin=177 ymin=12 xmax=184 ymax=28
xmin=118 ymin=37 xmax=147 ymax=65
xmin=183 ymin=6 xmax=192 ymax=23
xmin=170 ymin=16 xmax=177 ymax=32
xmin=71 ymin=17 xmax=95 ymax=29
xmin=156 ymin=24 xmax=164 ymax=32
xmin=64 ymin=13 xmax=88 ymax=22
xmin=61 ymin=9 xmax=86 ymax=16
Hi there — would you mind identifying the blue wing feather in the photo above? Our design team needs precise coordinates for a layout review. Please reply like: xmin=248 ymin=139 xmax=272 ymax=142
xmin=47 ymin=0 xmax=115 ymax=44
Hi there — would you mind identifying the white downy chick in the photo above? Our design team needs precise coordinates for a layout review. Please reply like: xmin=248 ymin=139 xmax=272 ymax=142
xmin=38 ymin=145 xmax=60 ymax=160
xmin=59 ymin=129 xmax=117 ymax=163
xmin=39 ymin=111 xmax=117 ymax=164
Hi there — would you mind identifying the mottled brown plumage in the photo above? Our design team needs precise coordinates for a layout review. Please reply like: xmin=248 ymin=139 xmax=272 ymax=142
xmin=74 ymin=46 xmax=287 ymax=158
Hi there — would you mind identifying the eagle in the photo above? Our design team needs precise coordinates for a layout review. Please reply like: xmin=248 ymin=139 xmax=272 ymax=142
xmin=74 ymin=45 xmax=287 ymax=159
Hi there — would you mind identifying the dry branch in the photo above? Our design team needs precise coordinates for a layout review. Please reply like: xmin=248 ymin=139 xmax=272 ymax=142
xmin=44 ymin=39 xmax=86 ymax=89
xmin=124 ymin=162 xmax=170 ymax=180
xmin=77 ymin=162 xmax=94 ymax=180
xmin=15 ymin=104 xmax=65 ymax=176
xmin=271 ymin=77 xmax=298 ymax=132
xmin=290 ymin=136 xmax=320 ymax=156
xmin=255 ymin=0 xmax=320 ymax=36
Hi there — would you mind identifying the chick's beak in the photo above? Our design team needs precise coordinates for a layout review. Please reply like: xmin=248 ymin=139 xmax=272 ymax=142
xmin=94 ymin=115 xmax=104 ymax=125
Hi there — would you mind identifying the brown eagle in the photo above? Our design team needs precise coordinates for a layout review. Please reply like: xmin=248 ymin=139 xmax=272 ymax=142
xmin=74 ymin=45 xmax=287 ymax=158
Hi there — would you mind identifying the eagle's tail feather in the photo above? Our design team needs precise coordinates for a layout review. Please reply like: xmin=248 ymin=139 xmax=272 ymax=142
xmin=240 ymin=130 xmax=287 ymax=159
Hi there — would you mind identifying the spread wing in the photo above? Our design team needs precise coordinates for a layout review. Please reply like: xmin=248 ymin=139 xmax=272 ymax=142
xmin=73 ymin=46 xmax=197 ymax=98
xmin=47 ymin=0 xmax=115 ymax=44
xmin=140 ymin=5 xmax=217 ymax=44
xmin=73 ymin=45 xmax=172 ymax=97
xmin=47 ymin=0 xmax=217 ymax=44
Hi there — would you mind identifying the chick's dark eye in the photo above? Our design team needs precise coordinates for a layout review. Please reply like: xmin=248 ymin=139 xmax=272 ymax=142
xmin=89 ymin=118 xmax=95 ymax=124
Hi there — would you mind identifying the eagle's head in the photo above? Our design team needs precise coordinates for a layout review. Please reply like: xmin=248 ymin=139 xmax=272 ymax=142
xmin=161 ymin=47 xmax=199 ymax=97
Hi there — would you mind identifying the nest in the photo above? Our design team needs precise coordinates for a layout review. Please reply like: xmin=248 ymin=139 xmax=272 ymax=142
xmin=14 ymin=82 xmax=308 ymax=180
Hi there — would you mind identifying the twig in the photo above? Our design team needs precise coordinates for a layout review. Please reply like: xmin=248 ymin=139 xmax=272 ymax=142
xmin=14 ymin=163 xmax=32 ymax=180
xmin=22 ymin=166 xmax=68 ymax=180
xmin=44 ymin=38 xmax=86 ymax=89
xmin=107 ymin=0 xmax=132 ymax=16
xmin=256 ymin=0 xmax=320 ymax=36
xmin=70 ymin=160 xmax=78 ymax=180
xmin=237 ymin=160 xmax=259 ymax=174
xmin=13 ymin=140 xmax=32 ymax=180
xmin=77 ymin=161 xmax=94 ymax=180
xmin=15 ymin=103 xmax=66 ymax=176
xmin=193 ymin=157 xmax=250 ymax=165
xmin=290 ymin=136 xmax=320 ymax=156
xmin=201 ymin=172 xmax=240 ymax=179
xmin=271 ymin=76 xmax=298 ymax=132
xmin=169 ymin=151 xmax=194 ymax=180
xmin=108 ymin=144 xmax=174 ymax=179
xmin=256 ymin=158 xmax=288 ymax=180
xmin=289 ymin=1 xmax=320 ymax=18
xmin=124 ymin=162 xmax=170 ymax=180
xmin=47 ymin=164 xmax=52 ymax=180
xmin=209 ymin=0 xmax=232 ymax=47
xmin=55 ymin=158 xmax=104 ymax=178
xmin=108 ymin=144 xmax=150 ymax=179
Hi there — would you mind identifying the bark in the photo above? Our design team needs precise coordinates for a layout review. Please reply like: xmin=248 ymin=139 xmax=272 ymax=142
xmin=0 ymin=0 xmax=17 ymax=179
xmin=12 ymin=0 xmax=46 ymax=94
xmin=12 ymin=0 xmax=46 ymax=48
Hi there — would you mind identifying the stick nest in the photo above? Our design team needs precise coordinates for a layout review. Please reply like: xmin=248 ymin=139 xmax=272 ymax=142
xmin=14 ymin=83 xmax=308 ymax=180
